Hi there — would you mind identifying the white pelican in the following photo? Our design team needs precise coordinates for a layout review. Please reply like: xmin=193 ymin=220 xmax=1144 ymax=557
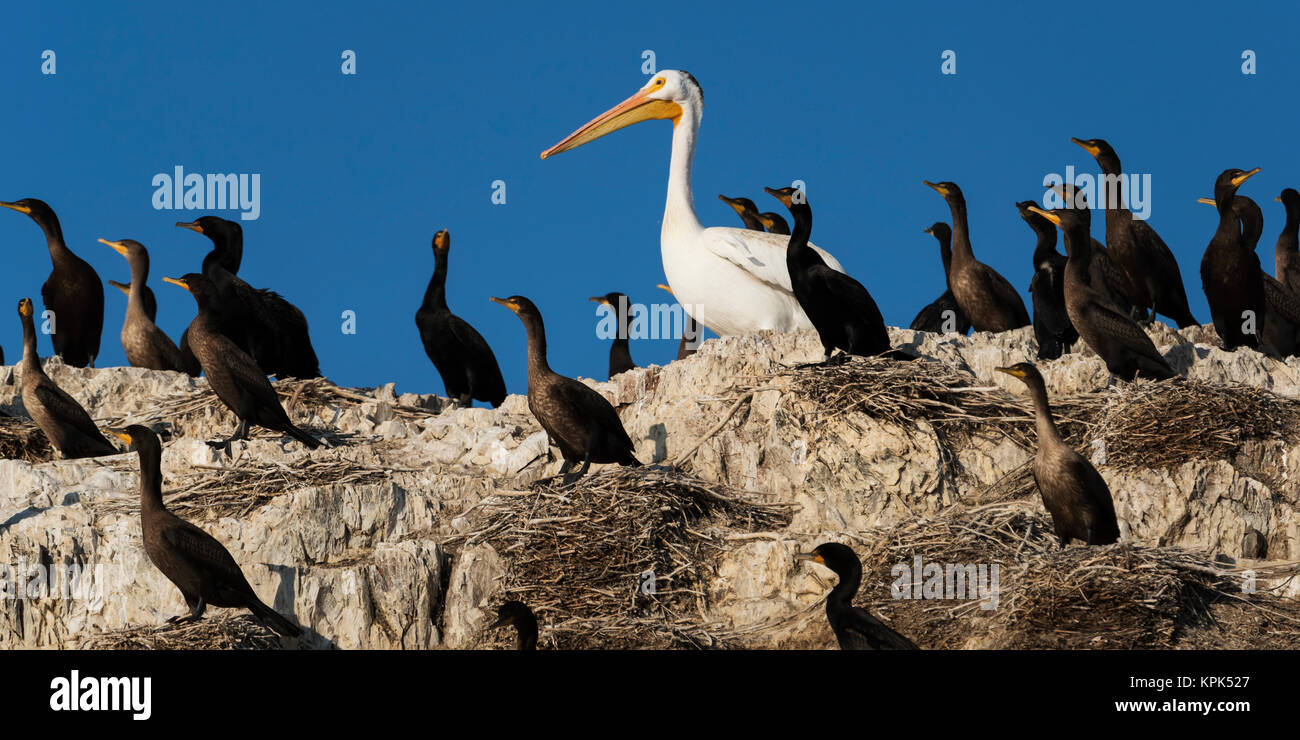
xmin=541 ymin=70 xmax=845 ymax=336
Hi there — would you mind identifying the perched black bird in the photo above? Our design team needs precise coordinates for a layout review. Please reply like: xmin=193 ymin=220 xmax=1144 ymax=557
xmin=491 ymin=295 xmax=640 ymax=484
xmin=1048 ymin=184 xmax=1137 ymax=318
xmin=108 ymin=280 xmax=158 ymax=324
xmin=757 ymin=212 xmax=790 ymax=235
xmin=796 ymin=542 xmax=918 ymax=650
xmin=1199 ymin=195 xmax=1300 ymax=357
xmin=589 ymin=292 xmax=636 ymax=379
xmin=176 ymin=217 xmax=321 ymax=379
xmin=1 ymin=199 xmax=104 ymax=367
xmin=164 ymin=274 xmax=321 ymax=450
xmin=718 ymin=194 xmax=765 ymax=231
xmin=1071 ymin=138 xmax=1197 ymax=327
xmin=765 ymin=186 xmax=899 ymax=361
xmin=996 ymin=363 xmax=1120 ymax=546
xmin=16 ymin=298 xmax=117 ymax=459
xmin=910 ymin=223 xmax=971 ymax=334
xmin=1029 ymin=205 xmax=1175 ymax=380
xmin=1275 ymin=188 xmax=1300 ymax=296
xmin=1200 ymin=168 xmax=1266 ymax=352
xmin=923 ymin=181 xmax=1031 ymax=333
xmin=108 ymin=425 xmax=302 ymax=637
xmin=657 ymin=283 xmax=700 ymax=359
xmin=416 ymin=230 xmax=507 ymax=407
xmin=99 ymin=239 xmax=191 ymax=374
xmin=489 ymin=600 xmax=538 ymax=650
xmin=1019 ymin=201 xmax=1077 ymax=360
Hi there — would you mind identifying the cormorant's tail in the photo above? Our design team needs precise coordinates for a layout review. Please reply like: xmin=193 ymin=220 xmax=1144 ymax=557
xmin=284 ymin=423 xmax=322 ymax=449
xmin=248 ymin=599 xmax=302 ymax=638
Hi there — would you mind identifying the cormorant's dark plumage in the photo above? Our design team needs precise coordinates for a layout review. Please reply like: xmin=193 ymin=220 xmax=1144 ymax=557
xmin=589 ymin=292 xmax=636 ymax=379
xmin=416 ymin=230 xmax=508 ymax=407
xmin=110 ymin=425 xmax=301 ymax=637
xmin=766 ymin=186 xmax=900 ymax=361
xmin=164 ymin=273 xmax=321 ymax=450
xmin=1 ymin=199 xmax=104 ymax=367
xmin=100 ymin=239 xmax=192 ymax=374
xmin=796 ymin=542 xmax=918 ymax=650
xmin=718 ymin=194 xmax=765 ymax=231
xmin=1019 ymin=201 xmax=1077 ymax=360
xmin=491 ymin=295 xmax=639 ymax=484
xmin=176 ymin=217 xmax=321 ymax=379
xmin=996 ymin=363 xmax=1120 ymax=546
xmin=1200 ymin=168 xmax=1266 ymax=352
xmin=1071 ymin=138 xmax=1198 ymax=328
xmin=657 ymin=284 xmax=700 ymax=359
xmin=910 ymin=223 xmax=971 ymax=334
xmin=923 ymin=181 xmax=1031 ymax=333
xmin=1030 ymin=205 xmax=1176 ymax=380
xmin=1275 ymin=188 xmax=1300 ymax=296
xmin=1050 ymin=184 xmax=1137 ymax=317
xmin=489 ymin=600 xmax=537 ymax=650
xmin=108 ymin=280 xmax=158 ymax=324
xmin=16 ymin=298 xmax=117 ymax=459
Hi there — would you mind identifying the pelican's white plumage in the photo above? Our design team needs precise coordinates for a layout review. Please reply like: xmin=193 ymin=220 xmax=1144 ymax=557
xmin=542 ymin=70 xmax=845 ymax=337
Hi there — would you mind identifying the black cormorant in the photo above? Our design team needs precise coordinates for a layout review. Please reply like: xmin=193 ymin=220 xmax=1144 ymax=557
xmin=795 ymin=542 xmax=919 ymax=650
xmin=108 ymin=425 xmax=302 ymax=637
xmin=765 ymin=186 xmax=898 ymax=361
xmin=589 ymin=292 xmax=636 ymax=379
xmin=415 ymin=230 xmax=508 ymax=407
xmin=757 ymin=212 xmax=790 ymax=235
xmin=176 ymin=217 xmax=321 ymax=379
xmin=1019 ymin=201 xmax=1077 ymax=360
xmin=1071 ymin=138 xmax=1197 ymax=327
xmin=99 ymin=239 xmax=192 ymax=374
xmin=923 ymin=181 xmax=1031 ymax=333
xmin=1199 ymin=168 xmax=1266 ymax=352
xmin=1275 ymin=188 xmax=1300 ymax=295
xmin=491 ymin=295 xmax=640 ymax=484
xmin=1028 ymin=205 xmax=1176 ymax=380
xmin=1 ymin=199 xmax=104 ymax=367
xmin=1049 ymin=184 xmax=1137 ymax=317
xmin=909 ymin=223 xmax=971 ymax=334
xmin=718 ymin=194 xmax=765 ymax=231
xmin=489 ymin=600 xmax=538 ymax=650
xmin=996 ymin=363 xmax=1120 ymax=546
xmin=164 ymin=274 xmax=321 ymax=450
xmin=16 ymin=298 xmax=116 ymax=458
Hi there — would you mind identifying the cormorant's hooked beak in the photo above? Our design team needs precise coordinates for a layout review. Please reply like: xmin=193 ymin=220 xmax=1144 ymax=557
xmin=488 ymin=614 xmax=515 ymax=630
xmin=655 ymin=283 xmax=675 ymax=297
xmin=1070 ymin=137 xmax=1102 ymax=157
xmin=433 ymin=230 xmax=449 ymax=250
xmin=540 ymin=82 xmax=683 ymax=160
xmin=795 ymin=551 xmax=825 ymax=565
xmin=1196 ymin=198 xmax=1217 ymax=207
xmin=490 ymin=296 xmax=520 ymax=314
xmin=162 ymin=277 xmax=191 ymax=292
xmin=1231 ymin=168 xmax=1261 ymax=187
xmin=1026 ymin=206 xmax=1061 ymax=226
xmin=0 ymin=201 xmax=32 ymax=214
xmin=17 ymin=298 xmax=33 ymax=318
xmin=923 ymin=180 xmax=949 ymax=197
xmin=762 ymin=186 xmax=794 ymax=207
xmin=923 ymin=226 xmax=934 ymax=235
xmin=994 ymin=366 xmax=1026 ymax=379
xmin=108 ymin=280 xmax=131 ymax=296
xmin=1277 ymin=196 xmax=1284 ymax=203
xmin=175 ymin=220 xmax=203 ymax=234
xmin=718 ymin=195 xmax=749 ymax=215
xmin=105 ymin=427 xmax=134 ymax=446
xmin=97 ymin=238 xmax=129 ymax=257
xmin=588 ymin=296 xmax=611 ymax=306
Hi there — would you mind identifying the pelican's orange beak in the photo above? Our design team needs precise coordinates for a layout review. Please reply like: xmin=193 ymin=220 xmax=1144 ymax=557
xmin=541 ymin=81 xmax=683 ymax=160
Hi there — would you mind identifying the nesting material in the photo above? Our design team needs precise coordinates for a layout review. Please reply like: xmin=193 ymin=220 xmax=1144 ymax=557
xmin=0 ymin=416 xmax=54 ymax=462
xmin=75 ymin=614 xmax=287 ymax=650
xmin=448 ymin=466 xmax=794 ymax=649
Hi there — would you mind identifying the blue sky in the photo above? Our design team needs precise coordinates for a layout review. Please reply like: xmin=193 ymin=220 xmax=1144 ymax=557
xmin=3 ymin=1 xmax=1298 ymax=398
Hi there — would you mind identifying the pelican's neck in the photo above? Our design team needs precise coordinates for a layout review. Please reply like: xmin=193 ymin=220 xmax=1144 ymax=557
xmin=662 ymin=104 xmax=703 ymax=237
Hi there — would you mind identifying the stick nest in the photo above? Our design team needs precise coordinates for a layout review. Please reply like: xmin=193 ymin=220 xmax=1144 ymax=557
xmin=858 ymin=502 xmax=1300 ymax=649
xmin=448 ymin=466 xmax=794 ymax=649
xmin=775 ymin=357 xmax=1300 ymax=471
xmin=75 ymin=614 xmax=288 ymax=650
xmin=0 ymin=416 xmax=54 ymax=463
